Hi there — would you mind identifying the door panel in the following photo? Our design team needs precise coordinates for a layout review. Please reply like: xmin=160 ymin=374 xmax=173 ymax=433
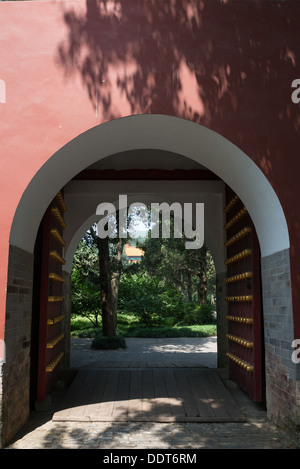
xmin=37 ymin=191 xmax=67 ymax=403
xmin=224 ymin=186 xmax=263 ymax=402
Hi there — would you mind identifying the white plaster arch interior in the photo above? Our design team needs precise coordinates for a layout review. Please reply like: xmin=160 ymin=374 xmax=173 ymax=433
xmin=9 ymin=114 xmax=290 ymax=266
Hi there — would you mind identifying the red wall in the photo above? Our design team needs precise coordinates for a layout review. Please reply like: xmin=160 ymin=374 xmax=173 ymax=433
xmin=0 ymin=0 xmax=300 ymax=345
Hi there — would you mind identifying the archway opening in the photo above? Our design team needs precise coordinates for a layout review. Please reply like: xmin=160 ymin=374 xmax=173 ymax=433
xmin=6 ymin=115 xmax=291 ymax=436
xmin=61 ymin=148 xmax=225 ymax=379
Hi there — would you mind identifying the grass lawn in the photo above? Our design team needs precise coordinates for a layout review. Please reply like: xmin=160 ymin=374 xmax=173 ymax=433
xmin=70 ymin=313 xmax=217 ymax=339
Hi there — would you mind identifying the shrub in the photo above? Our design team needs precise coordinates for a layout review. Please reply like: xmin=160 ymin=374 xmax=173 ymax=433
xmin=183 ymin=303 xmax=216 ymax=325
xmin=71 ymin=327 xmax=98 ymax=338
xmin=91 ymin=333 xmax=127 ymax=350
xmin=118 ymin=273 xmax=183 ymax=326
xmin=124 ymin=324 xmax=216 ymax=338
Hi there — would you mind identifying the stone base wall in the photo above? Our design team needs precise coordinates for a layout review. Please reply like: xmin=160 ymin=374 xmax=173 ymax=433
xmin=1 ymin=245 xmax=34 ymax=447
xmin=261 ymin=248 xmax=300 ymax=431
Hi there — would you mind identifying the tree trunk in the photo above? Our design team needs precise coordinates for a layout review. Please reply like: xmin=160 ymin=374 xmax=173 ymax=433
xmin=97 ymin=235 xmax=125 ymax=337
xmin=197 ymin=283 xmax=207 ymax=305
xmin=90 ymin=223 xmax=125 ymax=337
xmin=98 ymin=237 xmax=116 ymax=336
xmin=187 ymin=271 xmax=193 ymax=303
xmin=197 ymin=245 xmax=207 ymax=305
xmin=110 ymin=237 xmax=125 ymax=321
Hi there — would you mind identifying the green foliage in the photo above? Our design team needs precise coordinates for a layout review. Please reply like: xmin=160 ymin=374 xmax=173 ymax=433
xmin=71 ymin=240 xmax=101 ymax=327
xmin=70 ymin=217 xmax=217 ymax=341
xmin=70 ymin=315 xmax=91 ymax=331
xmin=138 ymin=226 xmax=216 ymax=305
xmin=70 ymin=313 xmax=217 ymax=338
xmin=125 ymin=324 xmax=217 ymax=338
xmin=70 ymin=316 xmax=98 ymax=338
xmin=118 ymin=273 xmax=183 ymax=327
xmin=115 ymin=313 xmax=140 ymax=335
xmin=182 ymin=303 xmax=216 ymax=326
xmin=91 ymin=332 xmax=126 ymax=350
xmin=71 ymin=327 xmax=98 ymax=338
xmin=70 ymin=315 xmax=98 ymax=337
xmin=117 ymin=313 xmax=137 ymax=325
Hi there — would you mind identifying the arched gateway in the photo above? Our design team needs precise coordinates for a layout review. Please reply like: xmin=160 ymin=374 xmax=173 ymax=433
xmin=1 ymin=115 xmax=296 ymax=446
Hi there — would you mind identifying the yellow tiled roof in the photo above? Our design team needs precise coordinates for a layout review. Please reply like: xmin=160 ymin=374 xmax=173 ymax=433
xmin=124 ymin=244 xmax=144 ymax=257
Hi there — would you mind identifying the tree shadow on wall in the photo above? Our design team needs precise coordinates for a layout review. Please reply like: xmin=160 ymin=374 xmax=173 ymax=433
xmin=57 ymin=0 xmax=216 ymax=124
xmin=57 ymin=0 xmax=300 ymax=170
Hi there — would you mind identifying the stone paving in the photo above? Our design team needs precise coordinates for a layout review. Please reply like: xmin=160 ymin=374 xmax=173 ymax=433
xmin=5 ymin=337 xmax=300 ymax=450
xmin=69 ymin=337 xmax=219 ymax=369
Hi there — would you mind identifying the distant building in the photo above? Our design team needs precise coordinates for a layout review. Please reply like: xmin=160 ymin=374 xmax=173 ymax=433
xmin=124 ymin=244 xmax=144 ymax=263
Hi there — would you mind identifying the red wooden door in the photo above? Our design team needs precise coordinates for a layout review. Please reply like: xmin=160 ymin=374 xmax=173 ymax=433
xmin=224 ymin=186 xmax=264 ymax=402
xmin=37 ymin=191 xmax=67 ymax=403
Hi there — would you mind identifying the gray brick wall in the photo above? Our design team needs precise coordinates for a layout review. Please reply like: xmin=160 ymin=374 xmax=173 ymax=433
xmin=1 ymin=245 xmax=34 ymax=447
xmin=261 ymin=248 xmax=300 ymax=430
